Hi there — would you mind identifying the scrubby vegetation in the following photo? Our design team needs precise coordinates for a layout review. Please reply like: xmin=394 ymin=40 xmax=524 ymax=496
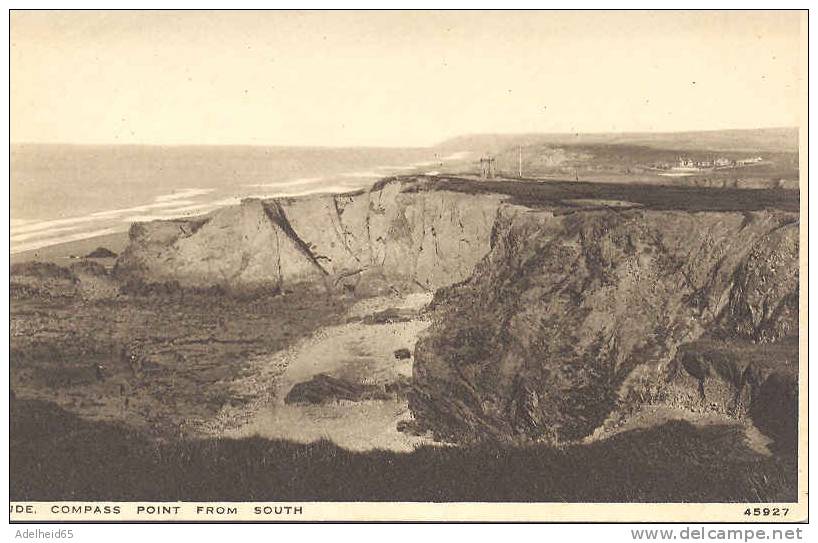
xmin=10 ymin=398 xmax=796 ymax=502
xmin=424 ymin=177 xmax=799 ymax=213
xmin=10 ymin=282 xmax=353 ymax=437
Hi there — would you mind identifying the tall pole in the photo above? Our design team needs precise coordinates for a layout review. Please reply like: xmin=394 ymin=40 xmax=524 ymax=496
xmin=518 ymin=145 xmax=522 ymax=178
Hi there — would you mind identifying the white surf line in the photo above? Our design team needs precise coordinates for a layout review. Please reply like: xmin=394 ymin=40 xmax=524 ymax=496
xmin=122 ymin=197 xmax=244 ymax=222
xmin=122 ymin=185 xmax=354 ymax=223
xmin=374 ymin=165 xmax=419 ymax=171
xmin=125 ymin=202 xmax=225 ymax=219
xmin=245 ymin=177 xmax=326 ymax=189
xmin=12 ymin=188 xmax=214 ymax=236
xmin=11 ymin=227 xmax=121 ymax=254
xmin=153 ymin=188 xmax=215 ymax=202
xmin=240 ymin=185 xmax=353 ymax=200
xmin=277 ymin=184 xmax=353 ymax=197
xmin=241 ymin=183 xmax=358 ymax=199
xmin=90 ymin=199 xmax=198 ymax=219
xmin=12 ymin=215 xmax=109 ymax=235
xmin=11 ymin=225 xmax=84 ymax=243
xmin=338 ymin=171 xmax=384 ymax=178
xmin=123 ymin=184 xmax=358 ymax=224
xmin=411 ymin=160 xmax=439 ymax=167
xmin=407 ymin=151 xmax=473 ymax=169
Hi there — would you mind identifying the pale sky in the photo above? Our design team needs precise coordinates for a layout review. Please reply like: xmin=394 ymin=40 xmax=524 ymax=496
xmin=11 ymin=10 xmax=805 ymax=147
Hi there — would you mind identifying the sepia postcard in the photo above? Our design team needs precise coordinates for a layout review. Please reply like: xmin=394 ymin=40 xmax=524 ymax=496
xmin=8 ymin=9 xmax=808 ymax=523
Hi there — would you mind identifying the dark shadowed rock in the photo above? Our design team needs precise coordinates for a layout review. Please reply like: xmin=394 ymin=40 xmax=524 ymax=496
xmin=396 ymin=419 xmax=427 ymax=436
xmin=393 ymin=348 xmax=412 ymax=360
xmin=749 ymin=371 xmax=798 ymax=455
xmin=86 ymin=247 xmax=118 ymax=259
xmin=284 ymin=374 xmax=390 ymax=405
xmin=363 ymin=308 xmax=418 ymax=325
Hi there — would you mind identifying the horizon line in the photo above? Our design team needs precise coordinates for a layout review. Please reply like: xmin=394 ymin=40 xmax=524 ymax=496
xmin=10 ymin=125 xmax=800 ymax=149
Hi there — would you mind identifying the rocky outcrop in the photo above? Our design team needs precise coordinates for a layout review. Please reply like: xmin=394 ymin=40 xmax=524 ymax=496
xmin=284 ymin=373 xmax=411 ymax=405
xmin=85 ymin=247 xmax=118 ymax=259
xmin=750 ymin=371 xmax=799 ymax=452
xmin=409 ymin=207 xmax=799 ymax=443
xmin=717 ymin=220 xmax=799 ymax=342
xmin=110 ymin=175 xmax=799 ymax=445
xmin=114 ymin=178 xmax=503 ymax=295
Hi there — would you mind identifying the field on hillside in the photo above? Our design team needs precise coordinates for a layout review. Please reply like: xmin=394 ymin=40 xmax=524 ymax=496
xmin=439 ymin=128 xmax=799 ymax=189
xmin=423 ymin=176 xmax=800 ymax=213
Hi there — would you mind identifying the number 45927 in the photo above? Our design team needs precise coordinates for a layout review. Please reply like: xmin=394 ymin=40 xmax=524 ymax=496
xmin=744 ymin=507 xmax=789 ymax=516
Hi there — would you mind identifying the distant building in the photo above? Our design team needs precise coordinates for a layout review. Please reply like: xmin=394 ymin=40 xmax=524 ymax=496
xmin=646 ymin=155 xmax=759 ymax=174
xmin=672 ymin=157 xmax=701 ymax=171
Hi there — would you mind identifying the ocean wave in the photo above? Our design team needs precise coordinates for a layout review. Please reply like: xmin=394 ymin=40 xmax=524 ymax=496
xmin=12 ymin=193 xmax=210 ymax=237
xmin=122 ymin=184 xmax=360 ymax=223
xmin=411 ymin=160 xmax=440 ymax=167
xmin=11 ymin=227 xmax=121 ymax=254
xmin=153 ymin=188 xmax=215 ymax=202
xmin=121 ymin=198 xmax=239 ymax=222
xmin=11 ymin=225 xmax=83 ymax=243
xmin=12 ymin=215 xmax=106 ymax=236
xmin=245 ymin=177 xmax=325 ymax=189
xmin=338 ymin=171 xmax=383 ymax=179
xmin=272 ymin=184 xmax=352 ymax=198
xmin=10 ymin=155 xmax=440 ymax=253
xmin=91 ymin=200 xmax=197 ymax=219
xmin=374 ymin=165 xmax=418 ymax=172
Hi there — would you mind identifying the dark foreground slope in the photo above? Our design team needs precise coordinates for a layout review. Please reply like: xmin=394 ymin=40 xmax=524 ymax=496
xmin=11 ymin=398 xmax=795 ymax=502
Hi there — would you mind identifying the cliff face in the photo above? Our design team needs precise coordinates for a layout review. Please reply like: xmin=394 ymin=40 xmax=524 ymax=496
xmin=409 ymin=207 xmax=798 ymax=443
xmin=115 ymin=178 xmax=503 ymax=295
xmin=113 ymin=176 xmax=799 ymax=444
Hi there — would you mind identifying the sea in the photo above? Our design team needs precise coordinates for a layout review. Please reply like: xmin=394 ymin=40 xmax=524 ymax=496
xmin=11 ymin=144 xmax=473 ymax=254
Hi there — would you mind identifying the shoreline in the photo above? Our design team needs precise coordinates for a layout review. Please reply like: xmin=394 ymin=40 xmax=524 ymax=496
xmin=10 ymin=166 xmax=800 ymax=267
xmin=10 ymin=230 xmax=131 ymax=265
xmin=222 ymin=293 xmax=436 ymax=452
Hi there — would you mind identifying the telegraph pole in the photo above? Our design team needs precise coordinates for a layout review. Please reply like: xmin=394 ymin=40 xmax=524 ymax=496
xmin=518 ymin=145 xmax=523 ymax=178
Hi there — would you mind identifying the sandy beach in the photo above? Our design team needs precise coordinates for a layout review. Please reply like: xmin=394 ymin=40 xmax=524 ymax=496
xmin=10 ymin=230 xmax=131 ymax=265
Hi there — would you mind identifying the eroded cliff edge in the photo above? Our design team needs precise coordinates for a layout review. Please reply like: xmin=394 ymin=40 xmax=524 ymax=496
xmin=410 ymin=206 xmax=798 ymax=444
xmin=114 ymin=178 xmax=504 ymax=295
xmin=112 ymin=176 xmax=800 ymax=446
